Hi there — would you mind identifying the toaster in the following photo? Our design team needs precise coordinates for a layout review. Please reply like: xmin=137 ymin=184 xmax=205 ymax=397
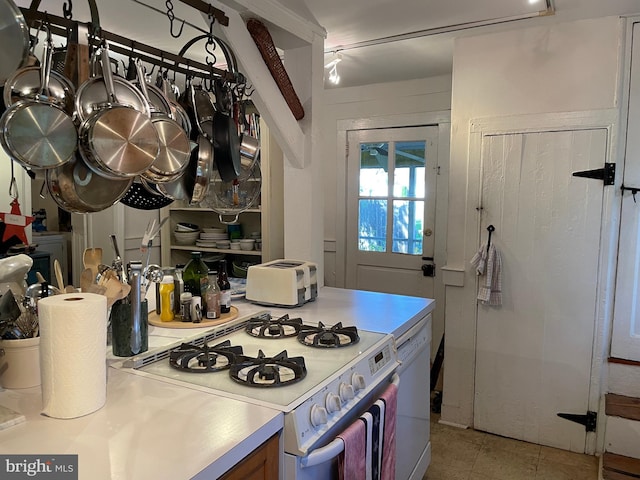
xmin=245 ymin=259 xmax=318 ymax=307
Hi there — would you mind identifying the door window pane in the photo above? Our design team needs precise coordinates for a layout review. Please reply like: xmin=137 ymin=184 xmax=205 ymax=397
xmin=393 ymin=141 xmax=426 ymax=198
xmin=392 ymin=200 xmax=424 ymax=254
xmin=359 ymin=142 xmax=388 ymax=196
xmin=358 ymin=199 xmax=387 ymax=251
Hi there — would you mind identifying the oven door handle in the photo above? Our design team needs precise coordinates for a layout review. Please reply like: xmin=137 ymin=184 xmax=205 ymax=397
xmin=300 ymin=372 xmax=400 ymax=469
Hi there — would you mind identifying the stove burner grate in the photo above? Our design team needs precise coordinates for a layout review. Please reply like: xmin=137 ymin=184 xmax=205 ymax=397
xmin=297 ymin=321 xmax=360 ymax=348
xmin=230 ymin=350 xmax=307 ymax=387
xmin=245 ymin=314 xmax=304 ymax=339
xmin=169 ymin=340 xmax=243 ymax=372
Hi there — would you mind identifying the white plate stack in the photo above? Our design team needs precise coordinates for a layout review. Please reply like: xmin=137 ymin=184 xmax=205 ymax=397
xmin=197 ymin=228 xmax=228 ymax=248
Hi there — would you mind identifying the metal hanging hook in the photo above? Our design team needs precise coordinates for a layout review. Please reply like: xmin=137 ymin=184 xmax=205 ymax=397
xmin=205 ymin=14 xmax=217 ymax=67
xmin=8 ymin=162 xmax=18 ymax=200
xmin=62 ymin=0 xmax=73 ymax=19
xmin=166 ymin=0 xmax=185 ymax=38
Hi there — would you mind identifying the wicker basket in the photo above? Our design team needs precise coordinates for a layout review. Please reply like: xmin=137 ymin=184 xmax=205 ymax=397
xmin=246 ymin=19 xmax=305 ymax=121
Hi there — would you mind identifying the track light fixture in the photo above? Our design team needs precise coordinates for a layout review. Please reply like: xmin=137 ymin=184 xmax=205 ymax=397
xmin=324 ymin=52 xmax=342 ymax=85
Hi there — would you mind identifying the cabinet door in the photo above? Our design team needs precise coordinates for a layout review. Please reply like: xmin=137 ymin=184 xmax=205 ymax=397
xmin=611 ymin=20 xmax=640 ymax=361
xmin=219 ymin=433 xmax=279 ymax=480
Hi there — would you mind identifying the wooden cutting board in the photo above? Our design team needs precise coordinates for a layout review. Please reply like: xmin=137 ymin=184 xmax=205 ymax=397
xmin=148 ymin=306 xmax=239 ymax=328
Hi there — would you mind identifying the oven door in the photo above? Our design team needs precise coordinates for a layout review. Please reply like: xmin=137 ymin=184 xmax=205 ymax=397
xmin=283 ymin=373 xmax=400 ymax=480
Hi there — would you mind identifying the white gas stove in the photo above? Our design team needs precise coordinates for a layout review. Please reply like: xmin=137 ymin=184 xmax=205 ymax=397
xmin=113 ymin=311 xmax=399 ymax=463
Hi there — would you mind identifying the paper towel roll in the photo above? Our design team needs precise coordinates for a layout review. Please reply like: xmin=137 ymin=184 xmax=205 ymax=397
xmin=38 ymin=293 xmax=108 ymax=419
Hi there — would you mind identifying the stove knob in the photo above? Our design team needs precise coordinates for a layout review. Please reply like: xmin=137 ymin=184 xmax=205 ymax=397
xmin=339 ymin=382 xmax=355 ymax=402
xmin=310 ymin=404 xmax=328 ymax=427
xmin=352 ymin=373 xmax=366 ymax=392
xmin=325 ymin=393 xmax=342 ymax=413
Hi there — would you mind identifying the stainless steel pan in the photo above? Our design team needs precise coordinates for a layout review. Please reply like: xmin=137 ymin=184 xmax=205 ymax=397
xmin=46 ymin=154 xmax=132 ymax=213
xmin=134 ymin=59 xmax=190 ymax=184
xmin=0 ymin=31 xmax=77 ymax=170
xmin=0 ymin=0 xmax=30 ymax=85
xmin=75 ymin=50 xmax=150 ymax=124
xmin=78 ymin=45 xmax=159 ymax=179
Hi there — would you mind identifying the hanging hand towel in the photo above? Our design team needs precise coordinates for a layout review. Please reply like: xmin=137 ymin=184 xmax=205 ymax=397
xmin=337 ymin=417 xmax=367 ymax=480
xmin=379 ymin=382 xmax=398 ymax=480
xmin=470 ymin=243 xmax=503 ymax=306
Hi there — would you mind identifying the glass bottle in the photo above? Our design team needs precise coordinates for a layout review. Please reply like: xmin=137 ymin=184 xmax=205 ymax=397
xmin=182 ymin=252 xmax=208 ymax=297
xmin=217 ymin=259 xmax=231 ymax=314
xmin=204 ymin=271 xmax=221 ymax=320
xmin=159 ymin=275 xmax=175 ymax=322
xmin=173 ymin=265 xmax=184 ymax=316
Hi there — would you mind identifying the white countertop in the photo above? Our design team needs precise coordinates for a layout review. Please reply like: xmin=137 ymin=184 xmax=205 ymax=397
xmin=0 ymin=286 xmax=433 ymax=479
xmin=0 ymin=368 xmax=282 ymax=480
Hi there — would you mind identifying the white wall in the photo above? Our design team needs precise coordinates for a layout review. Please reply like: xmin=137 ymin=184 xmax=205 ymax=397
xmin=442 ymin=15 xmax=623 ymax=429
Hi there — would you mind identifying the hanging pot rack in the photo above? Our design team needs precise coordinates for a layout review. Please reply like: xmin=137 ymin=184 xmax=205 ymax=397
xmin=20 ymin=0 xmax=237 ymax=83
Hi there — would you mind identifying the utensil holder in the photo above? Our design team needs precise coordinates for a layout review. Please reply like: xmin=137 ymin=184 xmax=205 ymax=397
xmin=0 ymin=336 xmax=41 ymax=389
xmin=110 ymin=300 xmax=148 ymax=357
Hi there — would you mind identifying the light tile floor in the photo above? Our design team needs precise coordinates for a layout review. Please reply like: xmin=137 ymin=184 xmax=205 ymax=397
xmin=424 ymin=415 xmax=599 ymax=480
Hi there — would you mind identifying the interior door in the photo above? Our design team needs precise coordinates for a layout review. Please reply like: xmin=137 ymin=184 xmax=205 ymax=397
xmin=474 ymin=128 xmax=606 ymax=452
xmin=345 ymin=127 xmax=438 ymax=296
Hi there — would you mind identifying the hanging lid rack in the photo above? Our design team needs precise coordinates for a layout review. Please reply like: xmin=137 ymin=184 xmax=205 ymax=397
xmin=20 ymin=1 xmax=236 ymax=83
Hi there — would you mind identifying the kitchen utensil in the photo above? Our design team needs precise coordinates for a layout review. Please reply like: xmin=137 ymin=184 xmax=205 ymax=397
xmin=109 ymin=234 xmax=127 ymax=284
xmin=46 ymin=154 xmax=132 ymax=213
xmin=77 ymin=45 xmax=160 ymax=179
xmin=54 ymin=259 xmax=64 ymax=291
xmin=74 ymin=48 xmax=150 ymax=124
xmin=3 ymin=48 xmax=76 ymax=114
xmin=83 ymin=247 xmax=102 ymax=281
xmin=211 ymin=78 xmax=241 ymax=182
xmin=238 ymin=134 xmax=260 ymax=180
xmin=191 ymin=134 xmax=213 ymax=205
xmin=202 ymin=160 xmax=261 ymax=224
xmin=0 ymin=28 xmax=77 ymax=170
xmin=134 ymin=59 xmax=191 ymax=184
xmin=0 ymin=0 xmax=30 ymax=85
xmin=119 ymin=178 xmax=174 ymax=210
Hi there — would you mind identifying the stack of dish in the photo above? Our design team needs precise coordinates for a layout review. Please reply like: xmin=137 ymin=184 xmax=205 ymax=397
xmin=174 ymin=230 xmax=200 ymax=245
xmin=196 ymin=228 xmax=229 ymax=248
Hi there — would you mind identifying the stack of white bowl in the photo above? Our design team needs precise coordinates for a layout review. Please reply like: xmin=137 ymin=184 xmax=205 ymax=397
xmin=174 ymin=223 xmax=200 ymax=245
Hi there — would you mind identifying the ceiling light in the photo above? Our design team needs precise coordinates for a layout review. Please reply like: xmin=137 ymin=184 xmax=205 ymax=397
xmin=325 ymin=52 xmax=342 ymax=85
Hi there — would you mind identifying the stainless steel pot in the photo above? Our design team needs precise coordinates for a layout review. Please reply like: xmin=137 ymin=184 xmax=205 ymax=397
xmin=0 ymin=31 xmax=77 ymax=170
xmin=74 ymin=50 xmax=150 ymax=124
xmin=46 ymin=154 xmax=132 ymax=213
xmin=0 ymin=0 xmax=30 ymax=85
xmin=134 ymin=59 xmax=190 ymax=184
xmin=77 ymin=46 xmax=159 ymax=179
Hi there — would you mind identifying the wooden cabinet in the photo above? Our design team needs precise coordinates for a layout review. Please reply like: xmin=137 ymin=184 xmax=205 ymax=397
xmin=219 ymin=433 xmax=280 ymax=480
xmin=160 ymin=119 xmax=284 ymax=270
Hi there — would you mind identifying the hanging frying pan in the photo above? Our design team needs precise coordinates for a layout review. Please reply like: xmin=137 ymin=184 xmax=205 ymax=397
xmin=75 ymin=48 xmax=150 ymax=124
xmin=133 ymin=59 xmax=191 ymax=184
xmin=0 ymin=28 xmax=77 ymax=170
xmin=77 ymin=44 xmax=160 ymax=179
xmin=0 ymin=0 xmax=30 ymax=85
xmin=46 ymin=154 xmax=132 ymax=213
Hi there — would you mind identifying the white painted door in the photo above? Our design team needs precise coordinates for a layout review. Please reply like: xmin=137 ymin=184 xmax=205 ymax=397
xmin=474 ymin=128 xmax=606 ymax=452
xmin=611 ymin=20 xmax=640 ymax=361
xmin=345 ymin=127 xmax=439 ymax=296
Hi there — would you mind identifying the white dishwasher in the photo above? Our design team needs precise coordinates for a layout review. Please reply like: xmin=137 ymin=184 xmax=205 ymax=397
xmin=394 ymin=313 xmax=432 ymax=480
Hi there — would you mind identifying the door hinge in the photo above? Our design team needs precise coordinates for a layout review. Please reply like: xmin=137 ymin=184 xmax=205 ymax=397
xmin=557 ymin=410 xmax=597 ymax=432
xmin=572 ymin=163 xmax=615 ymax=186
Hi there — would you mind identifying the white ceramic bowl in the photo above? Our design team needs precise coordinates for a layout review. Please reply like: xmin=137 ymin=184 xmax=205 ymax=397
xmin=216 ymin=241 xmax=231 ymax=249
xmin=173 ymin=231 xmax=200 ymax=245
xmin=230 ymin=243 xmax=241 ymax=250
xmin=239 ymin=239 xmax=255 ymax=251
xmin=176 ymin=222 xmax=199 ymax=232
xmin=202 ymin=227 xmax=225 ymax=234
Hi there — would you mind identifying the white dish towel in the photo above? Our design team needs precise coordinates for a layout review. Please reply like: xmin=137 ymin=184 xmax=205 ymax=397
xmin=470 ymin=242 xmax=503 ymax=306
